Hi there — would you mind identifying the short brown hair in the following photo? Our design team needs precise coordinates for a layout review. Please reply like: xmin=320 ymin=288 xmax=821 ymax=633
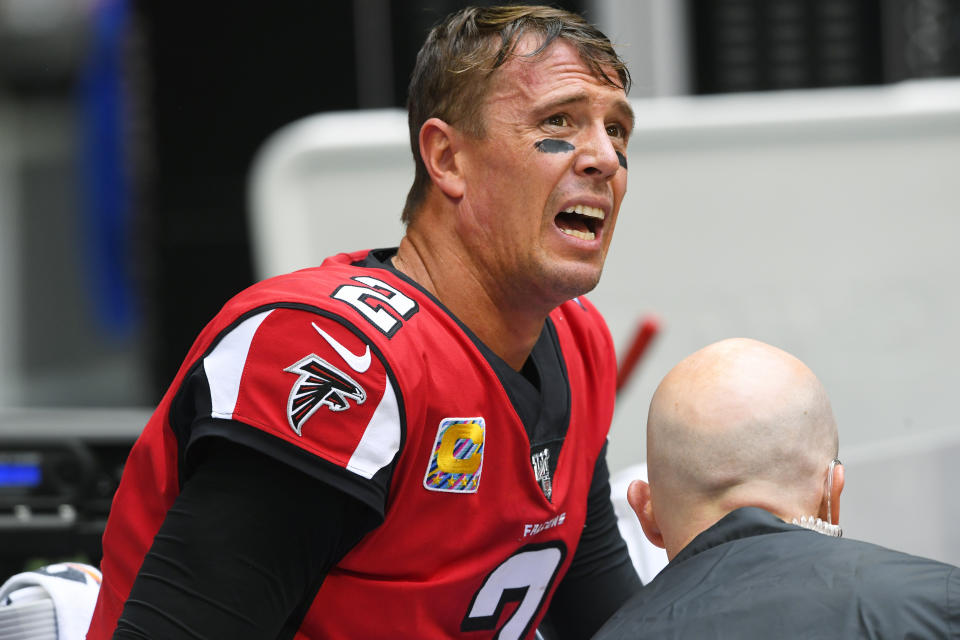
xmin=401 ymin=5 xmax=631 ymax=224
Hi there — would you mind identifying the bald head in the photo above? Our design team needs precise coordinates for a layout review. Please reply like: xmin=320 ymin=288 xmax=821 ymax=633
xmin=644 ymin=338 xmax=838 ymax=551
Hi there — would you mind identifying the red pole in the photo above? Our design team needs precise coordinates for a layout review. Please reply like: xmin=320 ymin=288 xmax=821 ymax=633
xmin=616 ymin=315 xmax=660 ymax=395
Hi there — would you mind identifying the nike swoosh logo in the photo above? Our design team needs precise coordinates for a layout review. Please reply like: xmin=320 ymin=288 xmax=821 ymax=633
xmin=312 ymin=323 xmax=371 ymax=373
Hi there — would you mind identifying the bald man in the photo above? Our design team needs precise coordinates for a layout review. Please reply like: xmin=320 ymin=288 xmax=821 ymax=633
xmin=594 ymin=338 xmax=960 ymax=639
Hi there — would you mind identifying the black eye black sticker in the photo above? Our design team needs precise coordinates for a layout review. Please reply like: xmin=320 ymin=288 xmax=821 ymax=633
xmin=536 ymin=138 xmax=627 ymax=170
xmin=535 ymin=139 xmax=575 ymax=153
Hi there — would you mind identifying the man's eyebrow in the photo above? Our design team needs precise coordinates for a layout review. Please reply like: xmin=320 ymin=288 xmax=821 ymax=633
xmin=536 ymin=91 xmax=591 ymax=114
xmin=537 ymin=92 xmax=635 ymax=130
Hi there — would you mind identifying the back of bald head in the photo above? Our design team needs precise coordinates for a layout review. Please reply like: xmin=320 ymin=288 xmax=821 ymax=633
xmin=646 ymin=338 xmax=838 ymax=527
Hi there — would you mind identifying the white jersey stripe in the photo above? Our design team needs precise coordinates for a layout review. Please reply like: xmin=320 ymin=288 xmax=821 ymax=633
xmin=204 ymin=310 xmax=274 ymax=420
xmin=346 ymin=374 xmax=401 ymax=479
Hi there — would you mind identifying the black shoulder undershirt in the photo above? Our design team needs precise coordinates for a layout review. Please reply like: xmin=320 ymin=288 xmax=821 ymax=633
xmin=113 ymin=438 xmax=374 ymax=639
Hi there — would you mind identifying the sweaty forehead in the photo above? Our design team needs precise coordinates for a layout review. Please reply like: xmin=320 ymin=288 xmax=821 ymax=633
xmin=487 ymin=39 xmax=626 ymax=114
xmin=510 ymin=39 xmax=600 ymax=86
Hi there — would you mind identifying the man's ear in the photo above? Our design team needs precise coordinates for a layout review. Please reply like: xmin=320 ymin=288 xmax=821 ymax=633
xmin=419 ymin=117 xmax=465 ymax=200
xmin=627 ymin=479 xmax=665 ymax=549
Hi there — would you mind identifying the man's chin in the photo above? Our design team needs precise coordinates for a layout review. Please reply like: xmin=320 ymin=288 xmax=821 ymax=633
xmin=539 ymin=261 xmax=605 ymax=304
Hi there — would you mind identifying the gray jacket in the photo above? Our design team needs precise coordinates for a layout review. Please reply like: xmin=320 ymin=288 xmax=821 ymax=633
xmin=593 ymin=507 xmax=960 ymax=639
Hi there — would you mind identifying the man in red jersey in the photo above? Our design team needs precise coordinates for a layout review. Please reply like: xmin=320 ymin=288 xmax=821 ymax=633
xmin=89 ymin=6 xmax=639 ymax=639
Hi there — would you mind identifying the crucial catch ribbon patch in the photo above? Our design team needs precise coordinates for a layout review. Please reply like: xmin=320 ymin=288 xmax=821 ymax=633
xmin=423 ymin=417 xmax=485 ymax=493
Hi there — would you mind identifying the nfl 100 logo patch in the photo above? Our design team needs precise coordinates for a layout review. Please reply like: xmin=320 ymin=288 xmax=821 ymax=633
xmin=423 ymin=417 xmax=485 ymax=493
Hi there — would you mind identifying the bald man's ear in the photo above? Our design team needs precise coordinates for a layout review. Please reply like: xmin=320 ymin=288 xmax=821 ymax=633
xmin=419 ymin=118 xmax=465 ymax=200
xmin=627 ymin=479 xmax=665 ymax=549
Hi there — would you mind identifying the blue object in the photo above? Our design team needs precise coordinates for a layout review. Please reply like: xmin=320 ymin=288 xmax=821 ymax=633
xmin=77 ymin=0 xmax=137 ymax=338
xmin=0 ymin=463 xmax=43 ymax=488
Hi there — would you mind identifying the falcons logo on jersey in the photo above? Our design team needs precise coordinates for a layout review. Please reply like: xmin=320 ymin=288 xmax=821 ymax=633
xmin=285 ymin=354 xmax=366 ymax=436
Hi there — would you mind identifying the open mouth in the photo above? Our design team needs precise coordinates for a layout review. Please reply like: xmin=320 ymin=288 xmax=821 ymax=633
xmin=555 ymin=204 xmax=605 ymax=241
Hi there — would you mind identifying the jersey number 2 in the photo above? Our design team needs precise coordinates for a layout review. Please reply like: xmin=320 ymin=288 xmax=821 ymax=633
xmin=461 ymin=542 xmax=566 ymax=640
xmin=332 ymin=276 xmax=418 ymax=337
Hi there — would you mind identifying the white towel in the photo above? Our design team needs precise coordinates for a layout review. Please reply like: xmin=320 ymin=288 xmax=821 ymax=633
xmin=0 ymin=563 xmax=101 ymax=640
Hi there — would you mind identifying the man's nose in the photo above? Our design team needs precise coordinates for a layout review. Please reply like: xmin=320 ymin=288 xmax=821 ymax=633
xmin=574 ymin=123 xmax=622 ymax=179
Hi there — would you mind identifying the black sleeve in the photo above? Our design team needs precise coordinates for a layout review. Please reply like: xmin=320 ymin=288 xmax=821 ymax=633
xmin=541 ymin=443 xmax=642 ymax=640
xmin=113 ymin=437 xmax=376 ymax=639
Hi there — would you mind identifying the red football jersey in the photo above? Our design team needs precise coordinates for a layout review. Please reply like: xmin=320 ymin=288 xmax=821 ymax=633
xmin=88 ymin=249 xmax=617 ymax=639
